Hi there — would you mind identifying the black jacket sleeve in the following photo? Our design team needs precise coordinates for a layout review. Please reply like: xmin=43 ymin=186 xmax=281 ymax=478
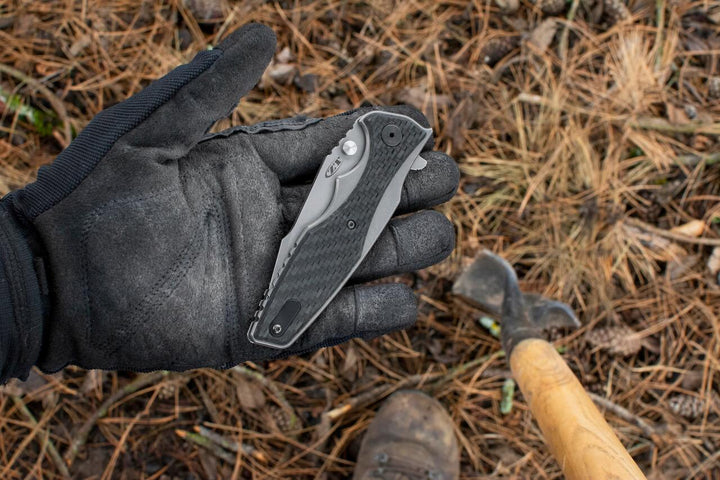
xmin=0 ymin=202 xmax=45 ymax=383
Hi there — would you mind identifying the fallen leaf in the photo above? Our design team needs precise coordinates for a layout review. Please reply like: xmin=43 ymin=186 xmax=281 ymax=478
xmin=447 ymin=94 xmax=476 ymax=152
xmin=341 ymin=344 xmax=359 ymax=381
xmin=494 ymin=0 xmax=519 ymax=13
xmin=69 ymin=34 xmax=91 ymax=57
xmin=74 ymin=448 xmax=113 ymax=479
xmin=182 ymin=0 xmax=226 ymax=24
xmin=79 ymin=370 xmax=106 ymax=396
xmin=534 ymin=0 xmax=566 ymax=15
xmin=681 ymin=370 xmax=704 ymax=390
xmin=394 ymin=84 xmax=452 ymax=128
xmin=667 ymin=254 xmax=699 ymax=281
xmin=528 ymin=19 xmax=557 ymax=53
xmin=707 ymin=247 xmax=720 ymax=276
xmin=491 ymin=444 xmax=523 ymax=469
xmin=666 ymin=103 xmax=690 ymax=125
xmin=670 ymin=219 xmax=705 ymax=237
xmin=622 ymin=223 xmax=687 ymax=262
xmin=276 ymin=46 xmax=294 ymax=64
xmin=294 ymin=73 xmax=318 ymax=93
xmin=396 ymin=86 xmax=428 ymax=109
xmin=267 ymin=63 xmax=296 ymax=84
xmin=199 ymin=450 xmax=219 ymax=479
xmin=236 ymin=376 xmax=265 ymax=410
xmin=0 ymin=368 xmax=49 ymax=397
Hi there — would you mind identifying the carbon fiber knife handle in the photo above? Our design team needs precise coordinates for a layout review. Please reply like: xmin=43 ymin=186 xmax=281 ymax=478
xmin=247 ymin=112 xmax=431 ymax=348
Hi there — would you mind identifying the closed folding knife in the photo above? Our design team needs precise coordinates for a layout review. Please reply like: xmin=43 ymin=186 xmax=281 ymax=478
xmin=247 ymin=111 xmax=432 ymax=349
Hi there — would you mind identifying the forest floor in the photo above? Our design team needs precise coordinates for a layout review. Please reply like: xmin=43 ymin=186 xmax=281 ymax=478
xmin=0 ymin=0 xmax=719 ymax=478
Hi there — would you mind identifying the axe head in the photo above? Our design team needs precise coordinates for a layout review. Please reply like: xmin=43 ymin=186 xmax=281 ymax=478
xmin=453 ymin=250 xmax=580 ymax=353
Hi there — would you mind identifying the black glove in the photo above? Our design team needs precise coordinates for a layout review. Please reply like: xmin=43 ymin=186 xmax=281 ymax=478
xmin=0 ymin=24 xmax=458 ymax=382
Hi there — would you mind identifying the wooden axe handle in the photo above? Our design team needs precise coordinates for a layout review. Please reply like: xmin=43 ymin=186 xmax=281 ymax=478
xmin=510 ymin=338 xmax=647 ymax=480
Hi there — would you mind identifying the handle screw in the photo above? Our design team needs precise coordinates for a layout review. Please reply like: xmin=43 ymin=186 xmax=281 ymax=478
xmin=347 ymin=219 xmax=356 ymax=229
xmin=271 ymin=324 xmax=282 ymax=335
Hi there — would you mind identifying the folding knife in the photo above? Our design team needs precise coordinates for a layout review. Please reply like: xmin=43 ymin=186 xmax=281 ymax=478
xmin=247 ymin=111 xmax=432 ymax=349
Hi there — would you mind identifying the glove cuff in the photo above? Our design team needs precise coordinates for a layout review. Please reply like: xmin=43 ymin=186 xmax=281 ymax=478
xmin=0 ymin=202 xmax=45 ymax=383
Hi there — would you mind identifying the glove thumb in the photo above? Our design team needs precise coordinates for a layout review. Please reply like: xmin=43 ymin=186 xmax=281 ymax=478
xmin=13 ymin=24 xmax=276 ymax=220
xmin=120 ymin=23 xmax=276 ymax=151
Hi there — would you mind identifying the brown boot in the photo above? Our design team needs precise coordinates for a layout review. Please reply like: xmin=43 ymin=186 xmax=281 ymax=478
xmin=353 ymin=390 xmax=459 ymax=480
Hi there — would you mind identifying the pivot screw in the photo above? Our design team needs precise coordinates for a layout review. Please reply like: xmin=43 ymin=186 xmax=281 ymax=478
xmin=347 ymin=219 xmax=356 ymax=229
xmin=381 ymin=124 xmax=402 ymax=146
xmin=342 ymin=140 xmax=358 ymax=155
xmin=271 ymin=324 xmax=282 ymax=336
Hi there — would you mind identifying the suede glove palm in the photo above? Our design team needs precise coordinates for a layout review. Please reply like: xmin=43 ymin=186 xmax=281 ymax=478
xmin=0 ymin=24 xmax=458 ymax=381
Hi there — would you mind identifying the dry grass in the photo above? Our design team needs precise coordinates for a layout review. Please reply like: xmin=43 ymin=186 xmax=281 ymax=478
xmin=1 ymin=0 xmax=719 ymax=478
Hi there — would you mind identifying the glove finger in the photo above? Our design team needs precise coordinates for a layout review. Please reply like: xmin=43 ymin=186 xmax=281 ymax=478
xmin=287 ymin=283 xmax=417 ymax=354
xmin=246 ymin=105 xmax=434 ymax=184
xmin=121 ymin=23 xmax=276 ymax=153
xmin=398 ymin=151 xmax=459 ymax=213
xmin=352 ymin=210 xmax=455 ymax=283
xmin=280 ymin=150 xmax=458 ymax=219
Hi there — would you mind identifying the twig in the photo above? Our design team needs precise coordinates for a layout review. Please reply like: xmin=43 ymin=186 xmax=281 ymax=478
xmin=628 ymin=117 xmax=720 ymax=135
xmin=175 ymin=429 xmax=236 ymax=463
xmin=654 ymin=0 xmax=665 ymax=73
xmin=324 ymin=378 xmax=414 ymax=422
xmin=324 ymin=352 xmax=503 ymax=421
xmin=0 ymin=62 xmax=72 ymax=146
xmin=626 ymin=218 xmax=720 ymax=247
xmin=232 ymin=366 xmax=299 ymax=431
xmin=193 ymin=425 xmax=267 ymax=463
xmin=559 ymin=0 xmax=580 ymax=62
xmin=64 ymin=371 xmax=167 ymax=467
xmin=676 ymin=152 xmax=720 ymax=166
xmin=428 ymin=351 xmax=504 ymax=392
xmin=588 ymin=392 xmax=658 ymax=439
xmin=11 ymin=395 xmax=70 ymax=478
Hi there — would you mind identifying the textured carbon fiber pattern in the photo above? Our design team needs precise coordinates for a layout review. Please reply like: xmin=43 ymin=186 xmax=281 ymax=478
xmin=250 ymin=112 xmax=428 ymax=347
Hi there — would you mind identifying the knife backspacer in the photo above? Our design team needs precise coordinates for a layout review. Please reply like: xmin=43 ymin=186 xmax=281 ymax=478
xmin=248 ymin=111 xmax=431 ymax=349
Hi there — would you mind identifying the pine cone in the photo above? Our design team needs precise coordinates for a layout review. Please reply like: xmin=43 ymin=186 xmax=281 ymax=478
xmin=585 ymin=325 xmax=642 ymax=357
xmin=668 ymin=394 xmax=705 ymax=420
xmin=586 ymin=383 xmax=607 ymax=396
xmin=708 ymin=77 xmax=720 ymax=99
xmin=480 ymin=36 xmax=520 ymax=66
xmin=668 ymin=392 xmax=719 ymax=419
xmin=158 ymin=376 xmax=190 ymax=400
xmin=158 ymin=383 xmax=177 ymax=400
xmin=268 ymin=404 xmax=292 ymax=432
xmin=603 ymin=0 xmax=631 ymax=24
xmin=534 ymin=0 xmax=567 ymax=15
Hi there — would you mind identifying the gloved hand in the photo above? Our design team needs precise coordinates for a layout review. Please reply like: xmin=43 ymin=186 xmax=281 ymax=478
xmin=0 ymin=24 xmax=458 ymax=382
